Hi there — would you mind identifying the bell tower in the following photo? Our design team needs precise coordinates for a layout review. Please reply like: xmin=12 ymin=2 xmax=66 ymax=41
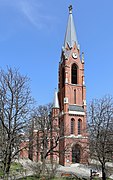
xmin=58 ymin=5 xmax=88 ymax=165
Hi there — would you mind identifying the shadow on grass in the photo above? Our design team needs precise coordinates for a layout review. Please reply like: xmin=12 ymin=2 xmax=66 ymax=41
xmin=18 ymin=176 xmax=80 ymax=180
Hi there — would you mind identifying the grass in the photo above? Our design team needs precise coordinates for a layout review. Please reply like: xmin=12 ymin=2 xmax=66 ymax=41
xmin=0 ymin=170 xmax=3 ymax=176
xmin=18 ymin=176 xmax=78 ymax=180
xmin=0 ymin=163 xmax=3 ymax=177
xmin=10 ymin=162 xmax=23 ymax=172
xmin=0 ymin=161 xmax=23 ymax=177
xmin=18 ymin=176 xmax=39 ymax=180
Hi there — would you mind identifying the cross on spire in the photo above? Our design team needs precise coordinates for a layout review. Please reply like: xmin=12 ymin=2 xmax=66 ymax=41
xmin=69 ymin=5 xmax=72 ymax=14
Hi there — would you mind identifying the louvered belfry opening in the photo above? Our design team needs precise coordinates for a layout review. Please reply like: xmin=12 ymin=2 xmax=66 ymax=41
xmin=71 ymin=63 xmax=77 ymax=84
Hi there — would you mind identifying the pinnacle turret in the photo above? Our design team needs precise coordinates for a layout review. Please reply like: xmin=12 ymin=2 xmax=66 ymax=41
xmin=53 ymin=89 xmax=59 ymax=109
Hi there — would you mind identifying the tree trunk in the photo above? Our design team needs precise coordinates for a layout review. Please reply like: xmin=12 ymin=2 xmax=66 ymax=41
xmin=102 ymin=163 xmax=106 ymax=180
xmin=42 ymin=138 xmax=47 ymax=175
xmin=42 ymin=156 xmax=46 ymax=175
xmin=3 ymin=145 xmax=12 ymax=178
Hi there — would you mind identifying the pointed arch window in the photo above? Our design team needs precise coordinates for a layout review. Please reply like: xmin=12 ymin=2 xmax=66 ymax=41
xmin=62 ymin=68 xmax=65 ymax=88
xmin=71 ymin=64 xmax=77 ymax=84
xmin=71 ymin=118 xmax=75 ymax=134
xmin=78 ymin=119 xmax=82 ymax=135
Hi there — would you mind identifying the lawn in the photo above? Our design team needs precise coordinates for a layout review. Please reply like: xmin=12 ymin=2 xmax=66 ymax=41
xmin=18 ymin=176 xmax=78 ymax=180
xmin=18 ymin=176 xmax=38 ymax=180
xmin=0 ymin=161 xmax=23 ymax=177
xmin=10 ymin=162 xmax=23 ymax=172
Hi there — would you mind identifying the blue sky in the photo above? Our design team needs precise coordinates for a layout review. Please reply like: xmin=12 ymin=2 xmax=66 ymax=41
xmin=0 ymin=0 xmax=113 ymax=105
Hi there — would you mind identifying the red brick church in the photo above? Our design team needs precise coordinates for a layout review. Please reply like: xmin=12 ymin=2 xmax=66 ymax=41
xmin=52 ymin=5 xmax=88 ymax=166
xmin=20 ymin=5 xmax=88 ymax=166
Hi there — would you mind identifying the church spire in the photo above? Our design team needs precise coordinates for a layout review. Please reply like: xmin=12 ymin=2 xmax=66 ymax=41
xmin=64 ymin=5 xmax=78 ymax=49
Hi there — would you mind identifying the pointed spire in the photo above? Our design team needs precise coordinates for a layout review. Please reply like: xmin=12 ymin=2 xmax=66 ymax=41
xmin=64 ymin=5 xmax=78 ymax=49
xmin=53 ymin=89 xmax=59 ymax=109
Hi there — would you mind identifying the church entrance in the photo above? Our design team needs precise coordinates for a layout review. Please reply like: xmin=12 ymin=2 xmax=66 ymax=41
xmin=72 ymin=144 xmax=81 ymax=163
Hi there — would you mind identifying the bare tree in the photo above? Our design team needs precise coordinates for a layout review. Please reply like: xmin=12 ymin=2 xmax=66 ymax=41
xmin=0 ymin=67 xmax=33 ymax=176
xmin=0 ymin=121 xmax=2 ymax=160
xmin=88 ymin=95 xmax=113 ymax=180
xmin=28 ymin=104 xmax=59 ymax=176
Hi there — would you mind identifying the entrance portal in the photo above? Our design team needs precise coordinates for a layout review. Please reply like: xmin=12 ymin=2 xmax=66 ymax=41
xmin=72 ymin=144 xmax=81 ymax=163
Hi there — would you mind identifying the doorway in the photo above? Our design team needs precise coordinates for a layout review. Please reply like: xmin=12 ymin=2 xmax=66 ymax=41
xmin=72 ymin=144 xmax=81 ymax=163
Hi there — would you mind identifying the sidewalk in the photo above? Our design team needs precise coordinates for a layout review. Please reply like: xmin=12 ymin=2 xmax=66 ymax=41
xmin=58 ymin=162 xmax=113 ymax=179
xmin=58 ymin=163 xmax=91 ymax=179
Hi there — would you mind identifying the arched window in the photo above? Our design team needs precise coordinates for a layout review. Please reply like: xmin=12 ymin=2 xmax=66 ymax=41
xmin=78 ymin=119 xmax=82 ymax=135
xmin=71 ymin=118 xmax=75 ymax=134
xmin=71 ymin=64 xmax=77 ymax=84
xmin=62 ymin=68 xmax=65 ymax=88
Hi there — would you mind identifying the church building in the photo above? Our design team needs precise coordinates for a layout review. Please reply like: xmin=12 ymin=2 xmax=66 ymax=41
xmin=52 ymin=5 xmax=88 ymax=166
xmin=20 ymin=5 xmax=88 ymax=166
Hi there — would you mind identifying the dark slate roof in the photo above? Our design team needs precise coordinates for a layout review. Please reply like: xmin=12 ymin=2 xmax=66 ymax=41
xmin=69 ymin=105 xmax=84 ymax=112
xmin=64 ymin=6 xmax=78 ymax=48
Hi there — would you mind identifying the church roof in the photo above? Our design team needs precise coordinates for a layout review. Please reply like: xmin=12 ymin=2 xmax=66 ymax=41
xmin=64 ymin=5 xmax=78 ymax=49
xmin=69 ymin=105 xmax=84 ymax=112
xmin=53 ymin=89 xmax=59 ymax=109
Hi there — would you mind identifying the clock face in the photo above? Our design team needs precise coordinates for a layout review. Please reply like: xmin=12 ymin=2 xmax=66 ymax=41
xmin=72 ymin=52 xmax=78 ymax=59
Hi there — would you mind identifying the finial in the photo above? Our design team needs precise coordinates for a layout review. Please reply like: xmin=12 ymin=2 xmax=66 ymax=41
xmin=53 ymin=88 xmax=59 ymax=109
xmin=69 ymin=5 xmax=72 ymax=14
